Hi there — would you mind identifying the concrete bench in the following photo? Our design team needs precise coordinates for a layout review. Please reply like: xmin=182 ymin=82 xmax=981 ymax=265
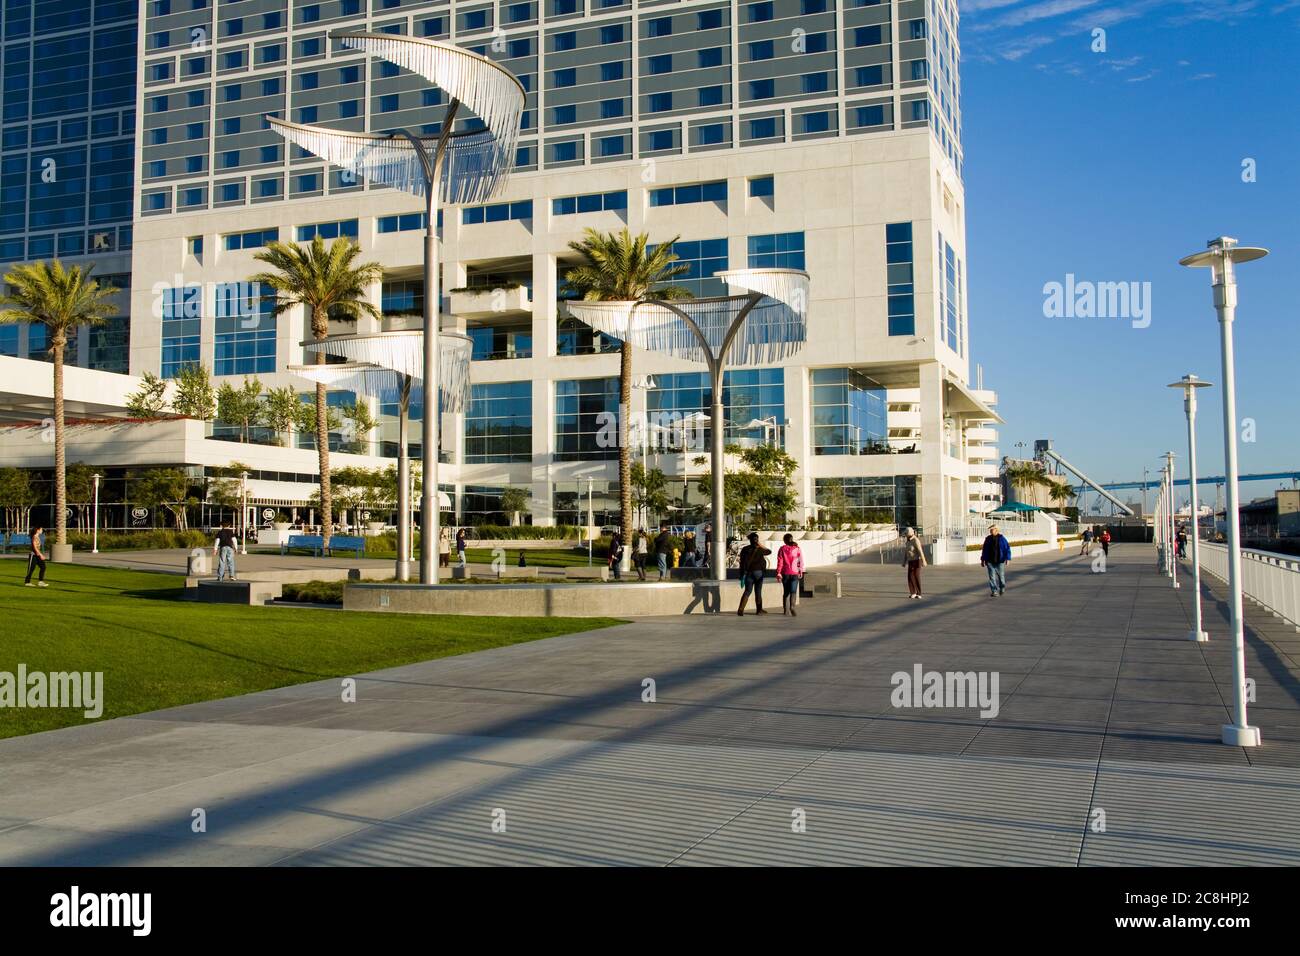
xmin=195 ymin=579 xmax=282 ymax=605
xmin=801 ymin=570 xmax=842 ymax=598
xmin=564 ymin=566 xmax=610 ymax=581
xmin=449 ymin=565 xmax=539 ymax=580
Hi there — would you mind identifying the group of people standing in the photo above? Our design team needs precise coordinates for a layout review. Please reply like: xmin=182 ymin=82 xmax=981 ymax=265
xmin=609 ymin=523 xmax=713 ymax=581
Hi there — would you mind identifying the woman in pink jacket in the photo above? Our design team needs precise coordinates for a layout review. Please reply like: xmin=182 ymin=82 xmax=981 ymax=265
xmin=776 ymin=533 xmax=806 ymax=616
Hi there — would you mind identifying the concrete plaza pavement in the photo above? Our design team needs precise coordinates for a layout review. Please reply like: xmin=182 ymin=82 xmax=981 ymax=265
xmin=2 ymin=544 xmax=1299 ymax=866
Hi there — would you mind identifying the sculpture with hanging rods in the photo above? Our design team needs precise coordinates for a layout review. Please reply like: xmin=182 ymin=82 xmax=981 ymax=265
xmin=268 ymin=32 xmax=524 ymax=583
xmin=564 ymin=268 xmax=810 ymax=584
xmin=288 ymin=329 xmax=471 ymax=582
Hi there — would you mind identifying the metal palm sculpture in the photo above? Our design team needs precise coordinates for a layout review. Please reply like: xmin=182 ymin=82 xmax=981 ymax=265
xmin=565 ymin=268 xmax=809 ymax=582
xmin=288 ymin=329 xmax=472 ymax=581
xmin=267 ymin=33 xmax=524 ymax=583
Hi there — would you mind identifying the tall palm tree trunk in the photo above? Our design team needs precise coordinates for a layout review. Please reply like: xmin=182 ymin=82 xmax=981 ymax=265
xmin=618 ymin=342 xmax=633 ymax=555
xmin=313 ymin=307 xmax=333 ymax=547
xmin=53 ymin=340 xmax=67 ymax=548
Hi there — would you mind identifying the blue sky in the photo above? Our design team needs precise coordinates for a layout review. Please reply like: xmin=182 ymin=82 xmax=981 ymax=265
xmin=959 ymin=0 xmax=1300 ymax=507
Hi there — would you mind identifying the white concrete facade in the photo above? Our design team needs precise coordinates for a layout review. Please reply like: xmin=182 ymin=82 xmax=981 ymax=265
xmin=119 ymin=129 xmax=991 ymax=530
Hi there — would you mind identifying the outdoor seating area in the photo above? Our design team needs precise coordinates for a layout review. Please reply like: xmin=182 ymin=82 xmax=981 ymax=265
xmin=280 ymin=534 xmax=366 ymax=558
xmin=0 ymin=533 xmax=31 ymax=554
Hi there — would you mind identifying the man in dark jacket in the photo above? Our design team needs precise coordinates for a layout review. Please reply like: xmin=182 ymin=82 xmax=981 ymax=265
xmin=737 ymin=532 xmax=771 ymax=615
xmin=653 ymin=523 xmax=672 ymax=580
xmin=980 ymin=524 xmax=1012 ymax=597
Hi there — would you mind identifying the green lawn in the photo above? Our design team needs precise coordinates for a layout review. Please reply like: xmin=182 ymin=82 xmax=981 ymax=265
xmin=0 ymin=561 xmax=622 ymax=740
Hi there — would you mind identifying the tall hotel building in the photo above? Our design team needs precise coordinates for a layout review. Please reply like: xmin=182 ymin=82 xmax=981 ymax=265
xmin=0 ymin=0 xmax=136 ymax=372
xmin=1 ymin=0 xmax=1002 ymax=532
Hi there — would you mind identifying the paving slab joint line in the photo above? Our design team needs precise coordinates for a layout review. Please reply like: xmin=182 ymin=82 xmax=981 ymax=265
xmin=0 ymin=720 xmax=381 ymax=836
xmin=661 ymin=730 xmax=861 ymax=867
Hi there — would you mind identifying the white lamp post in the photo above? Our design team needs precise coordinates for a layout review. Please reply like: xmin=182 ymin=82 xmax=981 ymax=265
xmin=239 ymin=470 xmax=249 ymax=555
xmin=1169 ymin=374 xmax=1212 ymax=641
xmin=91 ymin=473 xmax=101 ymax=554
xmin=1180 ymin=236 xmax=1268 ymax=748
xmin=1163 ymin=451 xmax=1178 ymax=589
xmin=586 ymin=476 xmax=595 ymax=567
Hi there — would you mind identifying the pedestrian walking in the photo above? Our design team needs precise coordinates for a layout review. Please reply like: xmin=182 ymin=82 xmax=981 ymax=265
xmin=737 ymin=532 xmax=771 ymax=616
xmin=1100 ymin=528 xmax=1111 ymax=557
xmin=902 ymin=527 xmax=926 ymax=599
xmin=23 ymin=524 xmax=48 ymax=588
xmin=653 ymin=522 xmax=672 ymax=580
xmin=455 ymin=527 xmax=467 ymax=567
xmin=633 ymin=528 xmax=648 ymax=580
xmin=438 ymin=526 xmax=451 ymax=568
xmin=702 ymin=523 xmax=712 ymax=566
xmin=1176 ymin=527 xmax=1187 ymax=560
xmin=776 ymin=532 xmax=805 ymax=616
xmin=607 ymin=530 xmax=624 ymax=580
xmin=682 ymin=530 xmax=698 ymax=568
xmin=980 ymin=524 xmax=1011 ymax=597
xmin=213 ymin=521 xmax=238 ymax=582
xmin=1080 ymin=527 xmax=1093 ymax=555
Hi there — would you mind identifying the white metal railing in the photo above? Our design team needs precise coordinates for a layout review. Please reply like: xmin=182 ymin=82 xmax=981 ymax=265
xmin=827 ymin=526 xmax=905 ymax=562
xmin=1199 ymin=542 xmax=1300 ymax=629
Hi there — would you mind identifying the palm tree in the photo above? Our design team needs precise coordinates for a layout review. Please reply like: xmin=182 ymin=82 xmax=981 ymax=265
xmin=1047 ymin=478 xmax=1074 ymax=512
xmin=1003 ymin=461 xmax=1048 ymax=506
xmin=563 ymin=228 xmax=691 ymax=562
xmin=249 ymin=235 xmax=382 ymax=547
xmin=1 ymin=261 xmax=117 ymax=555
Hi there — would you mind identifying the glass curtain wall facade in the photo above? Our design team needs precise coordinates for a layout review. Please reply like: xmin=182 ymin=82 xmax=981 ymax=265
xmin=0 ymin=0 xmax=136 ymax=370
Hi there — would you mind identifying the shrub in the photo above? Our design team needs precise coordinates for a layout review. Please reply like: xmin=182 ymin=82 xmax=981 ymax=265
xmin=965 ymin=539 xmax=1047 ymax=551
xmin=280 ymin=580 xmax=344 ymax=604
xmin=66 ymin=529 xmax=208 ymax=551
xmin=473 ymin=525 xmax=582 ymax=540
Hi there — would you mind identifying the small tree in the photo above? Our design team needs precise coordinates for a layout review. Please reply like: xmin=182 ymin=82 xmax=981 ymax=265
xmin=65 ymin=462 xmax=97 ymax=532
xmin=206 ymin=461 xmax=251 ymax=525
xmin=630 ymin=462 xmax=670 ymax=528
xmin=818 ymin=477 xmax=854 ymax=530
xmin=125 ymin=371 xmax=169 ymax=419
xmin=341 ymin=399 xmax=377 ymax=455
xmin=0 ymin=467 xmax=40 ymax=533
xmin=262 ymin=386 xmax=300 ymax=446
xmin=500 ymin=487 xmax=531 ymax=527
xmin=695 ymin=443 xmax=798 ymax=527
xmin=216 ymin=376 xmax=264 ymax=442
xmin=292 ymin=397 xmax=341 ymax=444
xmin=133 ymin=468 xmax=195 ymax=530
xmin=171 ymin=362 xmax=217 ymax=421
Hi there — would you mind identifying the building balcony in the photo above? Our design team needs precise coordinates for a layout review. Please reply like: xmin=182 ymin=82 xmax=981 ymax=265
xmin=450 ymin=283 xmax=532 ymax=319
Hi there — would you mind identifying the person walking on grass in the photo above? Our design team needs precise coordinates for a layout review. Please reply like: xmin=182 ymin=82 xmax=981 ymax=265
xmin=653 ymin=522 xmax=672 ymax=580
xmin=213 ymin=521 xmax=238 ymax=582
xmin=737 ymin=531 xmax=771 ymax=616
xmin=980 ymin=524 xmax=1011 ymax=597
xmin=902 ymin=527 xmax=927 ymax=600
xmin=776 ymin=532 xmax=805 ymax=616
xmin=23 ymin=524 xmax=48 ymax=588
